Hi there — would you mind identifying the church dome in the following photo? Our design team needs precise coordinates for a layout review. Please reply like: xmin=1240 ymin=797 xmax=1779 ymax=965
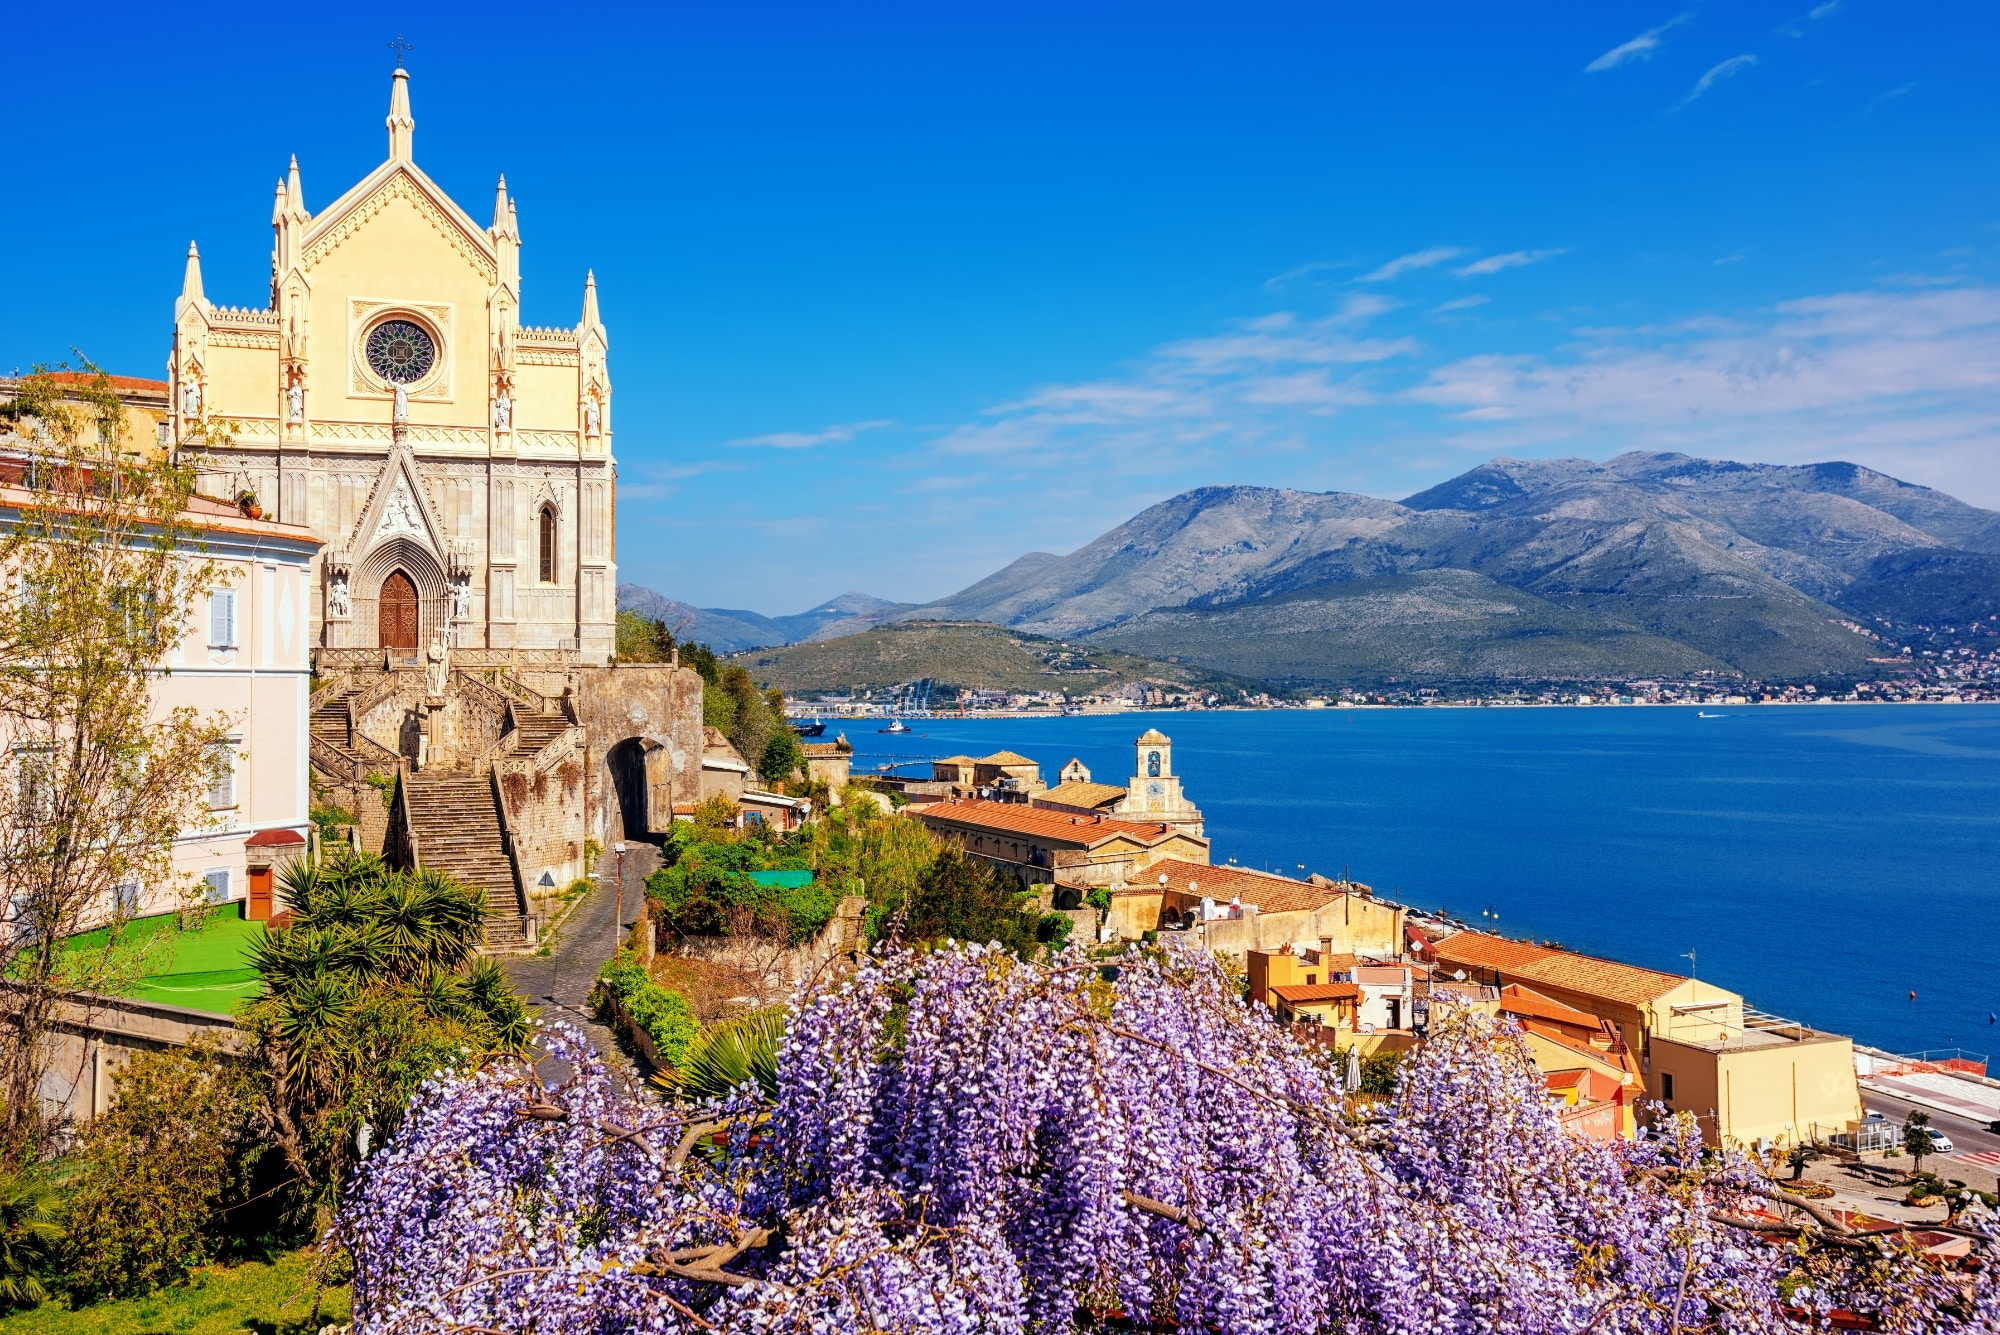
xmin=1136 ymin=728 xmax=1171 ymax=745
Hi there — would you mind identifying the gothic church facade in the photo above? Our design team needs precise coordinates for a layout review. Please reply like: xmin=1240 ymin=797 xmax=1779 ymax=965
xmin=169 ymin=67 xmax=616 ymax=660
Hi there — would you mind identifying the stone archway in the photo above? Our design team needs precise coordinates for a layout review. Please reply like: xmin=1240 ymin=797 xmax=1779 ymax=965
xmin=606 ymin=737 xmax=650 ymax=841
xmin=353 ymin=536 xmax=450 ymax=652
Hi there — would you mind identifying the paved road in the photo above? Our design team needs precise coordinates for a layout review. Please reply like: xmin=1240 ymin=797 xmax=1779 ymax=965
xmin=503 ymin=836 xmax=664 ymax=1086
xmin=1862 ymin=1089 xmax=2000 ymax=1157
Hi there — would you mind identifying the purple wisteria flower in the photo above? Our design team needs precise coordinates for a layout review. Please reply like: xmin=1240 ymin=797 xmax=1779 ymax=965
xmin=338 ymin=943 xmax=1999 ymax=1334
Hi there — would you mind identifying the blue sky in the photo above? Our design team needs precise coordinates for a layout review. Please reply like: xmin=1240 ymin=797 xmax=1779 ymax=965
xmin=4 ymin=2 xmax=1997 ymax=613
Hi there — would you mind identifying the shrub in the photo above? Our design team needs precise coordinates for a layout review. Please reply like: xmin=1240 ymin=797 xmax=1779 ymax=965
xmin=60 ymin=1039 xmax=257 ymax=1302
xmin=660 ymin=1006 xmax=785 ymax=1102
xmin=598 ymin=953 xmax=700 ymax=1068
xmin=0 ymin=1164 xmax=63 ymax=1310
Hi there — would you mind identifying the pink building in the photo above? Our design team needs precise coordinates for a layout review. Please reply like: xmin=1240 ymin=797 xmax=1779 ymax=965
xmin=2 ymin=480 xmax=321 ymax=923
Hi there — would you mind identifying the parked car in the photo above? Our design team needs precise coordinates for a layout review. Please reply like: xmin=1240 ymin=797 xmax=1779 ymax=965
xmin=1987 ymin=1118 xmax=2000 ymax=1134
xmin=1923 ymin=1128 xmax=1957 ymax=1155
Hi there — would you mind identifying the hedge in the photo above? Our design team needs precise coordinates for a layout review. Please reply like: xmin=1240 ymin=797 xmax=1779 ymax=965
xmin=596 ymin=952 xmax=699 ymax=1069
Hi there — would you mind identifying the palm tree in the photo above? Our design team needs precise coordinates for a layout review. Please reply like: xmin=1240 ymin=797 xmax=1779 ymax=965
xmin=661 ymin=1007 xmax=786 ymax=1102
xmin=0 ymin=1165 xmax=63 ymax=1309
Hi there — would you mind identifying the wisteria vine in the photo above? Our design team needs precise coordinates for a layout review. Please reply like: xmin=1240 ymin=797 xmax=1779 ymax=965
xmin=337 ymin=942 xmax=1999 ymax=1333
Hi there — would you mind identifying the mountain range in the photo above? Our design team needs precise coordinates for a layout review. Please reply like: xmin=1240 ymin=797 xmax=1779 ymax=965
xmin=615 ymin=586 xmax=912 ymax=654
xmin=623 ymin=452 xmax=2000 ymax=688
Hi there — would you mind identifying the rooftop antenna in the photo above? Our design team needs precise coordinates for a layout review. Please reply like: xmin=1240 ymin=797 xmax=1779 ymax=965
xmin=388 ymin=33 xmax=414 ymax=67
xmin=1682 ymin=948 xmax=1697 ymax=979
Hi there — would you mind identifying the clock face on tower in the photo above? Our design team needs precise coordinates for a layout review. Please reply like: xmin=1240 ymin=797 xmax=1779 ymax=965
xmin=1148 ymin=781 xmax=1164 ymax=797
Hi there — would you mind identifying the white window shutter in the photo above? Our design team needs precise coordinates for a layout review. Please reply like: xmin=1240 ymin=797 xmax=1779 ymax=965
xmin=210 ymin=589 xmax=236 ymax=646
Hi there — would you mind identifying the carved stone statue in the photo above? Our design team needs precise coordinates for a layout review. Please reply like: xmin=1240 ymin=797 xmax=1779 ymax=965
xmin=584 ymin=396 xmax=600 ymax=435
xmin=327 ymin=571 xmax=351 ymax=618
xmin=287 ymin=381 xmax=304 ymax=424
xmin=450 ymin=576 xmax=472 ymax=622
xmin=425 ymin=634 xmax=449 ymax=696
xmin=492 ymin=392 xmax=511 ymax=432
xmin=393 ymin=383 xmax=409 ymax=424
xmin=181 ymin=378 xmax=201 ymax=416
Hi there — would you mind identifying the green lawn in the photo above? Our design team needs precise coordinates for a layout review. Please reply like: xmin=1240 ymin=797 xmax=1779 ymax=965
xmin=61 ymin=907 xmax=266 ymax=1017
xmin=0 ymin=1252 xmax=348 ymax=1335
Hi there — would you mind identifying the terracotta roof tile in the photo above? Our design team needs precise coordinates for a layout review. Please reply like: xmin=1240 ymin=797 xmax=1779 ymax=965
xmin=915 ymin=798 xmax=1199 ymax=849
xmin=979 ymin=751 xmax=1036 ymax=765
xmin=1146 ymin=859 xmax=1357 ymax=914
xmin=1037 ymin=781 xmax=1127 ymax=809
xmin=1272 ymin=982 xmax=1360 ymax=1003
xmin=1437 ymin=931 xmax=1688 ymax=1007
xmin=1498 ymin=984 xmax=1602 ymax=1030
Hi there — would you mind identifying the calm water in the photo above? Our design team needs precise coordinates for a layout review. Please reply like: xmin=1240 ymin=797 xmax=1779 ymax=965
xmin=839 ymin=705 xmax=2000 ymax=1058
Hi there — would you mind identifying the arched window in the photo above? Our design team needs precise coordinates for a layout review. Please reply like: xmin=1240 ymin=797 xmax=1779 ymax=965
xmin=537 ymin=506 xmax=556 ymax=584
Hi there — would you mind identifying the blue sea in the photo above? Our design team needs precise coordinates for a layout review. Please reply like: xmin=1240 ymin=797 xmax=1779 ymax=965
xmin=840 ymin=705 xmax=2000 ymax=1058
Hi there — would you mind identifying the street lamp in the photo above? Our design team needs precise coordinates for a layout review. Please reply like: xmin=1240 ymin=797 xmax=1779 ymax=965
xmin=613 ymin=842 xmax=628 ymax=941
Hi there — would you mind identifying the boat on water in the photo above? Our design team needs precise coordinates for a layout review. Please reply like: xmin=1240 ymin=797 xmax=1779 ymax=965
xmin=789 ymin=719 xmax=827 ymax=737
xmin=880 ymin=719 xmax=911 ymax=733
xmin=1697 ymin=711 xmax=1725 ymax=719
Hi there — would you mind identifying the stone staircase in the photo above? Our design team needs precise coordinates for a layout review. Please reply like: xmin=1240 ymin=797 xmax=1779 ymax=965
xmin=310 ymin=681 xmax=360 ymax=766
xmin=403 ymin=772 xmax=530 ymax=953
xmin=510 ymin=709 xmax=572 ymax=754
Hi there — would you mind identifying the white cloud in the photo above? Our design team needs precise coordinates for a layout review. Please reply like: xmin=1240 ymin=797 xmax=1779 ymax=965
xmin=1263 ymin=259 xmax=1344 ymax=290
xmin=1434 ymin=295 xmax=1490 ymax=313
xmin=1674 ymin=55 xmax=1759 ymax=111
xmin=728 ymin=418 xmax=894 ymax=449
xmin=1407 ymin=285 xmax=2000 ymax=502
xmin=1455 ymin=249 xmax=1567 ymax=278
xmin=1585 ymin=14 xmax=1690 ymax=72
xmin=1359 ymin=247 xmax=1471 ymax=282
xmin=1779 ymin=1 xmax=1842 ymax=36
xmin=1863 ymin=82 xmax=1917 ymax=114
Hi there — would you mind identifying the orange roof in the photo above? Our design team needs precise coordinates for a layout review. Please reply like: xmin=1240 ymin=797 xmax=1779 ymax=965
xmin=1438 ymin=931 xmax=1690 ymax=1008
xmin=1272 ymin=982 xmax=1360 ymax=1004
xmin=1499 ymin=984 xmax=1601 ymax=1030
xmin=915 ymin=798 xmax=1199 ymax=849
xmin=979 ymin=751 xmax=1037 ymax=766
xmin=1544 ymin=1069 xmax=1587 ymax=1091
xmin=1146 ymin=859 xmax=1357 ymax=914
xmin=1037 ymin=781 xmax=1126 ymax=809
xmin=37 ymin=372 xmax=170 ymax=393
xmin=1432 ymin=932 xmax=1557 ymax=972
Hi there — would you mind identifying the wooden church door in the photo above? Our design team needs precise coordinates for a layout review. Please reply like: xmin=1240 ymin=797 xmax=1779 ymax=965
xmin=379 ymin=570 xmax=419 ymax=651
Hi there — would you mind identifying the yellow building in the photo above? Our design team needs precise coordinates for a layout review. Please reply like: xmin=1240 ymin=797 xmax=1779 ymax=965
xmin=1432 ymin=931 xmax=1861 ymax=1149
xmin=168 ymin=66 xmax=616 ymax=660
xmin=1112 ymin=860 xmax=1403 ymax=962
xmin=0 ymin=373 xmax=173 ymax=461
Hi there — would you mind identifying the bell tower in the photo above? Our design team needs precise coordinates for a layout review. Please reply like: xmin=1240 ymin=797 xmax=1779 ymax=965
xmin=1115 ymin=728 xmax=1202 ymax=836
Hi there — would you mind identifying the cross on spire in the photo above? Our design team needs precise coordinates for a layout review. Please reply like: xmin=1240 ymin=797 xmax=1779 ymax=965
xmin=388 ymin=33 xmax=413 ymax=68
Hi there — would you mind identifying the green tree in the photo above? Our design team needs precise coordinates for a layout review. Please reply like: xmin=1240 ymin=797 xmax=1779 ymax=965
xmin=614 ymin=610 xmax=675 ymax=663
xmin=60 ymin=1039 xmax=257 ymax=1303
xmin=880 ymin=843 xmax=1039 ymax=957
xmin=1902 ymin=1110 xmax=1936 ymax=1175
xmin=759 ymin=728 xmax=805 ymax=787
xmin=241 ymin=850 xmax=532 ymax=1224
xmin=0 ymin=362 xmax=233 ymax=1166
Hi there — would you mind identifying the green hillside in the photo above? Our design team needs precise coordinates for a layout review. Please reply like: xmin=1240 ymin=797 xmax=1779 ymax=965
xmin=1090 ymin=570 xmax=1731 ymax=688
xmin=736 ymin=620 xmax=1233 ymax=697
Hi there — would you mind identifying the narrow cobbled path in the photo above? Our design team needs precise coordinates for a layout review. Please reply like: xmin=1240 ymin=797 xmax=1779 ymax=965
xmin=502 ymin=837 xmax=664 ymax=1092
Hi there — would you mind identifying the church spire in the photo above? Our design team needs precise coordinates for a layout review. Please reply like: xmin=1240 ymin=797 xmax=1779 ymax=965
xmin=493 ymin=175 xmax=510 ymax=233
xmin=182 ymin=242 xmax=204 ymax=302
xmin=272 ymin=179 xmax=287 ymax=226
xmin=580 ymin=270 xmax=600 ymax=330
xmin=387 ymin=67 xmax=415 ymax=162
xmin=287 ymin=154 xmax=307 ymax=219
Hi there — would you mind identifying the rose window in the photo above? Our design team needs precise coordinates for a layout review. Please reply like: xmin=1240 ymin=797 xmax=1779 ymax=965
xmin=365 ymin=320 xmax=436 ymax=384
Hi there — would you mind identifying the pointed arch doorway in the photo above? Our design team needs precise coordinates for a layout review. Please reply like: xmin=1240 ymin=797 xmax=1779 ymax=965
xmin=379 ymin=569 xmax=419 ymax=651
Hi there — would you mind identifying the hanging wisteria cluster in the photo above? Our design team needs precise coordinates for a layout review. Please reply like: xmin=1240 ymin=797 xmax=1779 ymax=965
xmin=338 ymin=942 xmax=1999 ymax=1333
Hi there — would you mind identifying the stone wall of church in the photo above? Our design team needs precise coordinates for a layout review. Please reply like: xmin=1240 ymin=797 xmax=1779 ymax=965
xmin=568 ymin=664 xmax=706 ymax=844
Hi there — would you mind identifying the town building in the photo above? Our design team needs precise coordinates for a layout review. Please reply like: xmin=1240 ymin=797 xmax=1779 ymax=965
xmin=1494 ymin=984 xmax=1638 ymax=1142
xmin=1428 ymin=930 xmax=1861 ymax=1148
xmin=0 ymin=373 xmax=174 ymax=462
xmin=0 ymin=474 xmax=321 ymax=924
xmin=911 ymin=797 xmax=1208 ymax=893
xmin=1113 ymin=860 xmax=1402 ymax=961
xmin=169 ymin=67 xmax=616 ymax=660
xmin=801 ymin=735 xmax=853 ymax=790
